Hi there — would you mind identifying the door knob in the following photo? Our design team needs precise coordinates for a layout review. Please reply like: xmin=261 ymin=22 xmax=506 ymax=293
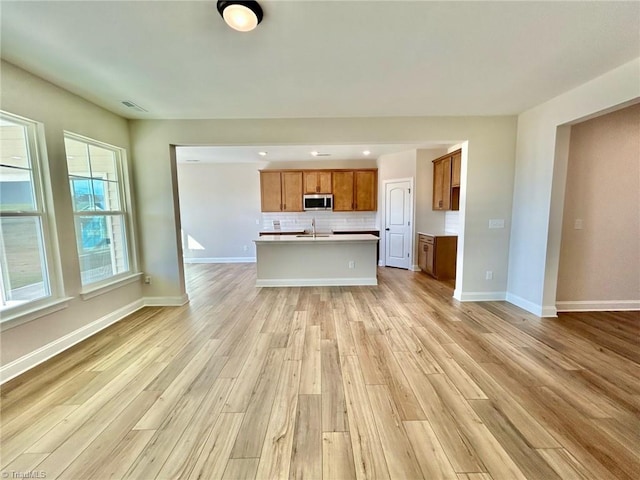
xmin=385 ymin=228 xmax=390 ymax=231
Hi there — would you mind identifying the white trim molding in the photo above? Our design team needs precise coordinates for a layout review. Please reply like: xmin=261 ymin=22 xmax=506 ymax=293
xmin=143 ymin=294 xmax=189 ymax=306
xmin=184 ymin=257 xmax=256 ymax=264
xmin=506 ymin=292 xmax=558 ymax=317
xmin=556 ymin=300 xmax=640 ymax=312
xmin=0 ymin=299 xmax=145 ymax=384
xmin=455 ymin=291 xmax=507 ymax=302
xmin=256 ymin=278 xmax=378 ymax=287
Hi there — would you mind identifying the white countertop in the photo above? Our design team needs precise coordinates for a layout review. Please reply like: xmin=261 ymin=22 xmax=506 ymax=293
xmin=417 ymin=231 xmax=458 ymax=237
xmin=255 ymin=233 xmax=379 ymax=243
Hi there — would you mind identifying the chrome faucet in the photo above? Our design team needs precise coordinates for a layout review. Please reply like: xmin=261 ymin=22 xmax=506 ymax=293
xmin=312 ymin=217 xmax=316 ymax=238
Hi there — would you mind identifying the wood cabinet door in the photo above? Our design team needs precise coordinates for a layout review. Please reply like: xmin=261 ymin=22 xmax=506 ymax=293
xmin=260 ymin=171 xmax=283 ymax=212
xmin=332 ymin=171 xmax=354 ymax=211
xmin=303 ymin=171 xmax=319 ymax=194
xmin=425 ymin=241 xmax=434 ymax=275
xmin=318 ymin=171 xmax=332 ymax=193
xmin=304 ymin=171 xmax=332 ymax=193
xmin=432 ymin=158 xmax=452 ymax=210
xmin=451 ymin=151 xmax=461 ymax=187
xmin=355 ymin=170 xmax=377 ymax=211
xmin=418 ymin=239 xmax=427 ymax=271
xmin=282 ymin=171 xmax=303 ymax=211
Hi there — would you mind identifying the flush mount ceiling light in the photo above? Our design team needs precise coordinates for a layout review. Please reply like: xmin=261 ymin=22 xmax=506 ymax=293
xmin=217 ymin=1 xmax=263 ymax=32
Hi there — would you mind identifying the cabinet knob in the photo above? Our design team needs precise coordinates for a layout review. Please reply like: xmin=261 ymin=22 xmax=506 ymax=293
xmin=385 ymin=228 xmax=390 ymax=231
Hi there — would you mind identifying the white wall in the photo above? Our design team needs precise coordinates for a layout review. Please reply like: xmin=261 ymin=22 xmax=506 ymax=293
xmin=377 ymin=149 xmax=417 ymax=267
xmin=415 ymin=148 xmax=449 ymax=237
xmin=507 ymin=57 xmax=640 ymax=316
xmin=556 ymin=103 xmax=640 ymax=310
xmin=0 ymin=61 xmax=143 ymax=367
xmin=177 ymin=162 xmax=263 ymax=262
xmin=129 ymin=115 xmax=517 ymax=303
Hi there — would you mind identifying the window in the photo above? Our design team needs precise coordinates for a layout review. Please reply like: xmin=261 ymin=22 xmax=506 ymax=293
xmin=0 ymin=112 xmax=55 ymax=312
xmin=64 ymin=134 xmax=132 ymax=287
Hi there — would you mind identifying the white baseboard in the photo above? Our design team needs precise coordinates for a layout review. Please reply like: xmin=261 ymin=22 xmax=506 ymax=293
xmin=256 ymin=278 xmax=378 ymax=287
xmin=410 ymin=265 xmax=421 ymax=272
xmin=556 ymin=300 xmax=640 ymax=312
xmin=505 ymin=292 xmax=558 ymax=317
xmin=184 ymin=257 xmax=256 ymax=264
xmin=456 ymin=291 xmax=507 ymax=302
xmin=0 ymin=299 xmax=145 ymax=385
xmin=143 ymin=294 xmax=189 ymax=306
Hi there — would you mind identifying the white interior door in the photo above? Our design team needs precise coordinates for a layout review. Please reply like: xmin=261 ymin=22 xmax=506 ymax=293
xmin=385 ymin=180 xmax=412 ymax=269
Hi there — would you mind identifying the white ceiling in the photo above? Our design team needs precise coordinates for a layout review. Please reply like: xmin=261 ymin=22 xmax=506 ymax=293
xmin=2 ymin=1 xmax=639 ymax=121
xmin=3 ymin=1 xmax=638 ymax=163
xmin=175 ymin=142 xmax=449 ymax=163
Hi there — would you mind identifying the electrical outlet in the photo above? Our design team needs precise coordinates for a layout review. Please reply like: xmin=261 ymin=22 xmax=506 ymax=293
xmin=144 ymin=275 xmax=152 ymax=284
xmin=488 ymin=219 xmax=505 ymax=229
xmin=348 ymin=261 xmax=355 ymax=269
xmin=243 ymin=245 xmax=248 ymax=251
xmin=485 ymin=271 xmax=493 ymax=280
xmin=574 ymin=219 xmax=583 ymax=230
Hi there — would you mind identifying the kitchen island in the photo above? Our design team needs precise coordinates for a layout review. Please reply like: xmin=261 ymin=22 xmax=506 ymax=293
xmin=253 ymin=234 xmax=379 ymax=287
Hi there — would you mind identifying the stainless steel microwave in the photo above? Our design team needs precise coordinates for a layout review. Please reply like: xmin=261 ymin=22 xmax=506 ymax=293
xmin=303 ymin=194 xmax=333 ymax=211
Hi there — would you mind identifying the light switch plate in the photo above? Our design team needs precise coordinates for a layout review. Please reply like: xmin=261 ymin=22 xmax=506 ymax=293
xmin=488 ymin=219 xmax=505 ymax=229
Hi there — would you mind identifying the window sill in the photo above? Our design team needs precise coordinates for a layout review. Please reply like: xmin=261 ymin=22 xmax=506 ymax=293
xmin=0 ymin=297 xmax=73 ymax=332
xmin=80 ymin=272 xmax=143 ymax=301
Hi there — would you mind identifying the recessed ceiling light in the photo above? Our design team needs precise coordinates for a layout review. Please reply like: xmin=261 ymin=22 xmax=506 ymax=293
xmin=258 ymin=151 xmax=267 ymax=156
xmin=363 ymin=150 xmax=371 ymax=156
xmin=311 ymin=151 xmax=319 ymax=156
xmin=11 ymin=156 xmax=22 ymax=160
xmin=186 ymin=159 xmax=201 ymax=163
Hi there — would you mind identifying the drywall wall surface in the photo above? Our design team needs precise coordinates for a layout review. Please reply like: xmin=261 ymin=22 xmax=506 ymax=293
xmin=129 ymin=115 xmax=517 ymax=301
xmin=508 ymin=57 xmax=640 ymax=315
xmin=0 ymin=61 xmax=142 ymax=365
xmin=377 ymin=149 xmax=417 ymax=266
xmin=177 ymin=162 xmax=262 ymax=260
xmin=415 ymin=148 xmax=448 ymax=256
xmin=556 ymin=104 xmax=640 ymax=305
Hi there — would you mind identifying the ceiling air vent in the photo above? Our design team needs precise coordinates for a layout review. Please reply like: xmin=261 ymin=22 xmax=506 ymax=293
xmin=121 ymin=100 xmax=148 ymax=112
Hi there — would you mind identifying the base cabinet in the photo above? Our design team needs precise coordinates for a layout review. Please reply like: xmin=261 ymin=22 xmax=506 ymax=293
xmin=417 ymin=234 xmax=457 ymax=280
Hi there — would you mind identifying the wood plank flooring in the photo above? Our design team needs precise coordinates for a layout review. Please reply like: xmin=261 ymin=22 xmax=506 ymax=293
xmin=1 ymin=264 xmax=639 ymax=479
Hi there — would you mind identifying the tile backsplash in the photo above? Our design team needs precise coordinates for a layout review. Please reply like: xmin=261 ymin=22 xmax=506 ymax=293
xmin=445 ymin=211 xmax=460 ymax=234
xmin=262 ymin=211 xmax=378 ymax=232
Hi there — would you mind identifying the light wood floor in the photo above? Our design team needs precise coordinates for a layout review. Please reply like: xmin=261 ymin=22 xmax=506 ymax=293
xmin=1 ymin=264 xmax=639 ymax=480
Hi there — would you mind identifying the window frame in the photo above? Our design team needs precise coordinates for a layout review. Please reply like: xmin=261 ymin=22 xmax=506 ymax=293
xmin=64 ymin=132 xmax=137 ymax=292
xmin=0 ymin=111 xmax=65 ymax=325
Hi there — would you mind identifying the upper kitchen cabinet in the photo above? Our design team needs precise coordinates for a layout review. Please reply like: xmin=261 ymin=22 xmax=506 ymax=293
xmin=355 ymin=170 xmax=377 ymax=211
xmin=303 ymin=171 xmax=332 ymax=194
xmin=451 ymin=150 xmax=461 ymax=187
xmin=332 ymin=171 xmax=354 ymax=211
xmin=432 ymin=149 xmax=461 ymax=211
xmin=333 ymin=169 xmax=377 ymax=211
xmin=260 ymin=170 xmax=303 ymax=212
